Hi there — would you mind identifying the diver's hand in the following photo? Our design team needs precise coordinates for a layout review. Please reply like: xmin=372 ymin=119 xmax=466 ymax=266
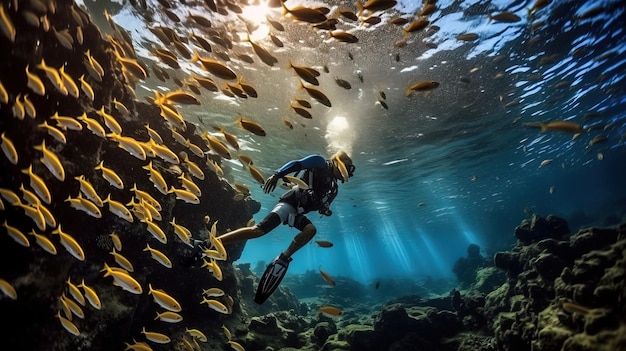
xmin=319 ymin=208 xmax=332 ymax=216
xmin=263 ymin=174 xmax=279 ymax=193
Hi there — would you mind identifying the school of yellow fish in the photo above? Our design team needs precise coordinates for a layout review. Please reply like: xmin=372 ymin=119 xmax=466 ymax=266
xmin=0 ymin=0 xmax=620 ymax=349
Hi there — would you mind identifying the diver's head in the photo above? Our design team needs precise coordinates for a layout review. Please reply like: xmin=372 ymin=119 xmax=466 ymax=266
xmin=331 ymin=150 xmax=355 ymax=182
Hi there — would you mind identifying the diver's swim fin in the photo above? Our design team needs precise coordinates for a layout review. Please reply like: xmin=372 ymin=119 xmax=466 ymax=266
xmin=255 ymin=253 xmax=292 ymax=304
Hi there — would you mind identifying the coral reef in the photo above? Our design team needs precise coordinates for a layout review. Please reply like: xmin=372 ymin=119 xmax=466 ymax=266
xmin=227 ymin=215 xmax=624 ymax=351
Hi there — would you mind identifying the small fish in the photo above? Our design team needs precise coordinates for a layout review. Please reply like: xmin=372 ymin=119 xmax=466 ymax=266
xmin=319 ymin=305 xmax=342 ymax=317
xmin=169 ymin=187 xmax=200 ymax=204
xmin=66 ymin=277 xmax=86 ymax=306
xmin=95 ymin=161 xmax=124 ymax=190
xmin=0 ymin=4 xmax=16 ymax=42
xmin=34 ymin=140 xmax=65 ymax=181
xmin=20 ymin=94 xmax=35 ymax=119
xmin=538 ymin=121 xmax=583 ymax=134
xmin=0 ymin=80 xmax=8 ymax=104
xmin=201 ymin=298 xmax=229 ymax=314
xmin=56 ymin=311 xmax=80 ymax=336
xmin=50 ymin=112 xmax=83 ymax=131
xmin=238 ymin=115 xmax=266 ymax=136
xmin=248 ymin=164 xmax=265 ymax=185
xmin=315 ymin=240 xmax=333 ymax=248
xmin=103 ymin=194 xmax=133 ymax=223
xmin=22 ymin=165 xmax=51 ymax=204
xmin=101 ymin=262 xmax=142 ymax=294
xmin=247 ymin=34 xmax=278 ymax=67
xmin=2 ymin=220 xmax=30 ymax=247
xmin=145 ymin=124 xmax=163 ymax=144
xmin=144 ymin=244 xmax=173 ymax=268
xmin=204 ymin=134 xmax=232 ymax=160
xmin=319 ymin=266 xmax=336 ymax=287
xmin=269 ymin=33 xmax=284 ymax=47
xmin=25 ymin=65 xmax=45 ymax=96
xmin=107 ymin=133 xmax=146 ymax=160
xmin=456 ymin=33 xmax=479 ymax=41
xmin=284 ymin=175 xmax=309 ymax=189
xmin=403 ymin=18 xmax=429 ymax=35
xmin=588 ymin=135 xmax=608 ymax=146
xmin=17 ymin=203 xmax=46 ymax=231
xmin=299 ymin=83 xmax=331 ymax=107
xmin=540 ymin=159 xmax=553 ymax=167
xmin=1 ymin=132 xmax=18 ymax=165
xmin=549 ymin=186 xmax=555 ymax=194
xmin=356 ymin=0 xmax=397 ymax=17
xmin=291 ymin=104 xmax=312 ymax=119
xmin=378 ymin=100 xmax=388 ymax=110
xmin=109 ymin=232 xmax=122 ymax=251
xmin=183 ymin=329 xmax=206 ymax=344
xmin=406 ymin=81 xmax=440 ymax=96
xmin=154 ymin=311 xmax=183 ymax=323
xmin=288 ymin=61 xmax=320 ymax=85
xmin=143 ymin=161 xmax=168 ymax=195
xmin=203 ymin=287 xmax=225 ymax=297
xmin=58 ymin=66 xmax=79 ymax=98
xmin=191 ymin=51 xmax=237 ymax=80
xmin=283 ymin=118 xmax=294 ymax=129
xmin=77 ymin=112 xmax=106 ymax=138
xmin=141 ymin=327 xmax=171 ymax=344
xmin=528 ymin=0 xmax=551 ymax=17
xmin=149 ymin=283 xmax=182 ymax=312
xmin=12 ymin=94 xmax=25 ymax=119
xmin=179 ymin=173 xmax=201 ymax=197
xmin=28 ymin=230 xmax=57 ymax=255
xmin=74 ymin=175 xmax=103 ymax=206
xmin=114 ymin=51 xmax=147 ymax=80
xmin=281 ymin=2 xmax=327 ymax=23
xmin=0 ymin=278 xmax=16 ymax=300
xmin=183 ymin=154 xmax=205 ymax=180
xmin=79 ymin=75 xmax=94 ymax=101
xmin=227 ymin=340 xmax=245 ymax=351
xmin=334 ymin=77 xmax=352 ymax=89
xmin=238 ymin=78 xmax=258 ymax=98
xmin=96 ymin=106 xmax=122 ymax=135
xmin=327 ymin=30 xmax=358 ymax=43
xmin=142 ymin=218 xmax=167 ymax=244
xmin=489 ymin=11 xmax=522 ymax=23
xmin=37 ymin=58 xmax=67 ymax=95
xmin=131 ymin=183 xmax=162 ymax=211
xmin=52 ymin=225 xmax=85 ymax=261
xmin=77 ymin=279 xmax=101 ymax=310
xmin=170 ymin=217 xmax=192 ymax=246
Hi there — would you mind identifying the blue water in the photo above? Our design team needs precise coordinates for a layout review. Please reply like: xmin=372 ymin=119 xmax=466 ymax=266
xmin=91 ymin=0 xmax=626 ymax=285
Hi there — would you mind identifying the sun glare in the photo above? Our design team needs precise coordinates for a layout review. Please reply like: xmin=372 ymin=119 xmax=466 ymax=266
xmin=240 ymin=3 xmax=276 ymax=40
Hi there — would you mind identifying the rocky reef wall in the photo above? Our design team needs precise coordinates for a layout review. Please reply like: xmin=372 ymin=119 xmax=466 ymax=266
xmin=0 ymin=0 xmax=259 ymax=349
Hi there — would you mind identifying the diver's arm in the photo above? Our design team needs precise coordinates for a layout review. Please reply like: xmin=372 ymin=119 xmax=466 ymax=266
xmin=275 ymin=154 xmax=326 ymax=177
xmin=264 ymin=155 xmax=326 ymax=193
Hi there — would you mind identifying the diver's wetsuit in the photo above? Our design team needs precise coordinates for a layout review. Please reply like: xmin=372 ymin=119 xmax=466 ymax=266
xmin=256 ymin=154 xmax=338 ymax=234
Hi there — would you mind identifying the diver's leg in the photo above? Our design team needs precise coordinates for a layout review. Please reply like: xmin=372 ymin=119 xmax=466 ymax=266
xmin=216 ymin=204 xmax=288 ymax=245
xmin=216 ymin=225 xmax=265 ymax=245
xmin=283 ymin=223 xmax=317 ymax=258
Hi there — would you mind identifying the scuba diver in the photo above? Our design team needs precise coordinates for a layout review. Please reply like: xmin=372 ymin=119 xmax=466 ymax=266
xmin=183 ymin=151 xmax=355 ymax=304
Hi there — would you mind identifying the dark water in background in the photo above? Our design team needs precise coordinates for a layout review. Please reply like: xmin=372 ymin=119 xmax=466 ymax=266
xmin=78 ymin=0 xmax=625 ymax=285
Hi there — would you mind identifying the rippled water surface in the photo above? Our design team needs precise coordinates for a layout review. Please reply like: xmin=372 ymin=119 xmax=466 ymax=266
xmin=82 ymin=0 xmax=626 ymax=283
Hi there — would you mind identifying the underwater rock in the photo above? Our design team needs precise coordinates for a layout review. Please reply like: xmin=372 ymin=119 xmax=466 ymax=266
xmin=484 ymin=217 xmax=626 ymax=351
xmin=453 ymin=243 xmax=490 ymax=288
xmin=466 ymin=266 xmax=506 ymax=294
xmin=514 ymin=214 xmax=570 ymax=244
xmin=313 ymin=321 xmax=337 ymax=345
